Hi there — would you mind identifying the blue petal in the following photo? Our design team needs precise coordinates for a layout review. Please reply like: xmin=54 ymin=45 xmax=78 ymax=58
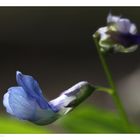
xmin=62 ymin=81 xmax=88 ymax=97
xmin=120 ymin=33 xmax=140 ymax=46
xmin=32 ymin=107 xmax=59 ymax=125
xmin=49 ymin=81 xmax=94 ymax=115
xmin=110 ymin=32 xmax=140 ymax=47
xmin=4 ymin=86 xmax=59 ymax=125
xmin=8 ymin=86 xmax=37 ymax=120
xmin=16 ymin=71 xmax=51 ymax=109
xmin=3 ymin=92 xmax=14 ymax=115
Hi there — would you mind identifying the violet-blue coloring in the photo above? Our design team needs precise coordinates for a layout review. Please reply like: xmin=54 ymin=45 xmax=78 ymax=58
xmin=3 ymin=71 xmax=94 ymax=125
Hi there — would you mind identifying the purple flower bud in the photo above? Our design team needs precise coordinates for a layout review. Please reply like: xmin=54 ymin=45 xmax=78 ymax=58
xmin=94 ymin=13 xmax=140 ymax=53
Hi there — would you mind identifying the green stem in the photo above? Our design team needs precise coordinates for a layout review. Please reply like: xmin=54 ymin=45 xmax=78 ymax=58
xmin=95 ymin=86 xmax=113 ymax=95
xmin=93 ymin=37 xmax=129 ymax=127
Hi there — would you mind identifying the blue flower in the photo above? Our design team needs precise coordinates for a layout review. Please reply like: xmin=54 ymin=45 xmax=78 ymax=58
xmin=3 ymin=71 xmax=94 ymax=125
xmin=94 ymin=13 xmax=140 ymax=53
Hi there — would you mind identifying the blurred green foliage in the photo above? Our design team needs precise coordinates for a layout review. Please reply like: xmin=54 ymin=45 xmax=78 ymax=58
xmin=1 ymin=104 xmax=140 ymax=133
xmin=0 ymin=115 xmax=51 ymax=133
xmin=59 ymin=104 xmax=140 ymax=133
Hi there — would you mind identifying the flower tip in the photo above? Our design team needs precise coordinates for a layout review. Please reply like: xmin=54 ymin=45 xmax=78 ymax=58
xmin=16 ymin=71 xmax=22 ymax=76
xmin=107 ymin=12 xmax=112 ymax=23
xmin=108 ymin=12 xmax=112 ymax=17
xmin=16 ymin=71 xmax=23 ymax=81
xmin=107 ymin=12 xmax=121 ymax=24
xmin=77 ymin=81 xmax=88 ymax=85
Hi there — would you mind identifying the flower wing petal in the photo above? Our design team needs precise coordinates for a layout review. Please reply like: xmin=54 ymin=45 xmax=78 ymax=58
xmin=107 ymin=13 xmax=137 ymax=34
xmin=116 ymin=19 xmax=131 ymax=33
xmin=7 ymin=86 xmax=37 ymax=120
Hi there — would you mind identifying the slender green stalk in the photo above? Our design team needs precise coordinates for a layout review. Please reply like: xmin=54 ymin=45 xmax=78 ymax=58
xmin=95 ymin=86 xmax=113 ymax=95
xmin=93 ymin=37 xmax=129 ymax=127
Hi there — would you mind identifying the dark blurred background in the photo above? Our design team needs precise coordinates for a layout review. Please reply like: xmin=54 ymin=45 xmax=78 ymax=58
xmin=1 ymin=7 xmax=140 ymax=125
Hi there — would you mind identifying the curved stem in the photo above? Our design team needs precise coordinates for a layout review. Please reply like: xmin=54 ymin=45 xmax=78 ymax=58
xmin=93 ymin=37 xmax=129 ymax=127
xmin=95 ymin=86 xmax=113 ymax=95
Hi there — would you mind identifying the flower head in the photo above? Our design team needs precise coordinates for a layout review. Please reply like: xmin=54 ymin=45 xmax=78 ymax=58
xmin=94 ymin=13 xmax=140 ymax=53
xmin=3 ymin=71 xmax=94 ymax=125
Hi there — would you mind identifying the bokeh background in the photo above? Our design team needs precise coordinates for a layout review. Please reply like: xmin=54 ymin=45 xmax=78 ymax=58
xmin=1 ymin=7 xmax=140 ymax=133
